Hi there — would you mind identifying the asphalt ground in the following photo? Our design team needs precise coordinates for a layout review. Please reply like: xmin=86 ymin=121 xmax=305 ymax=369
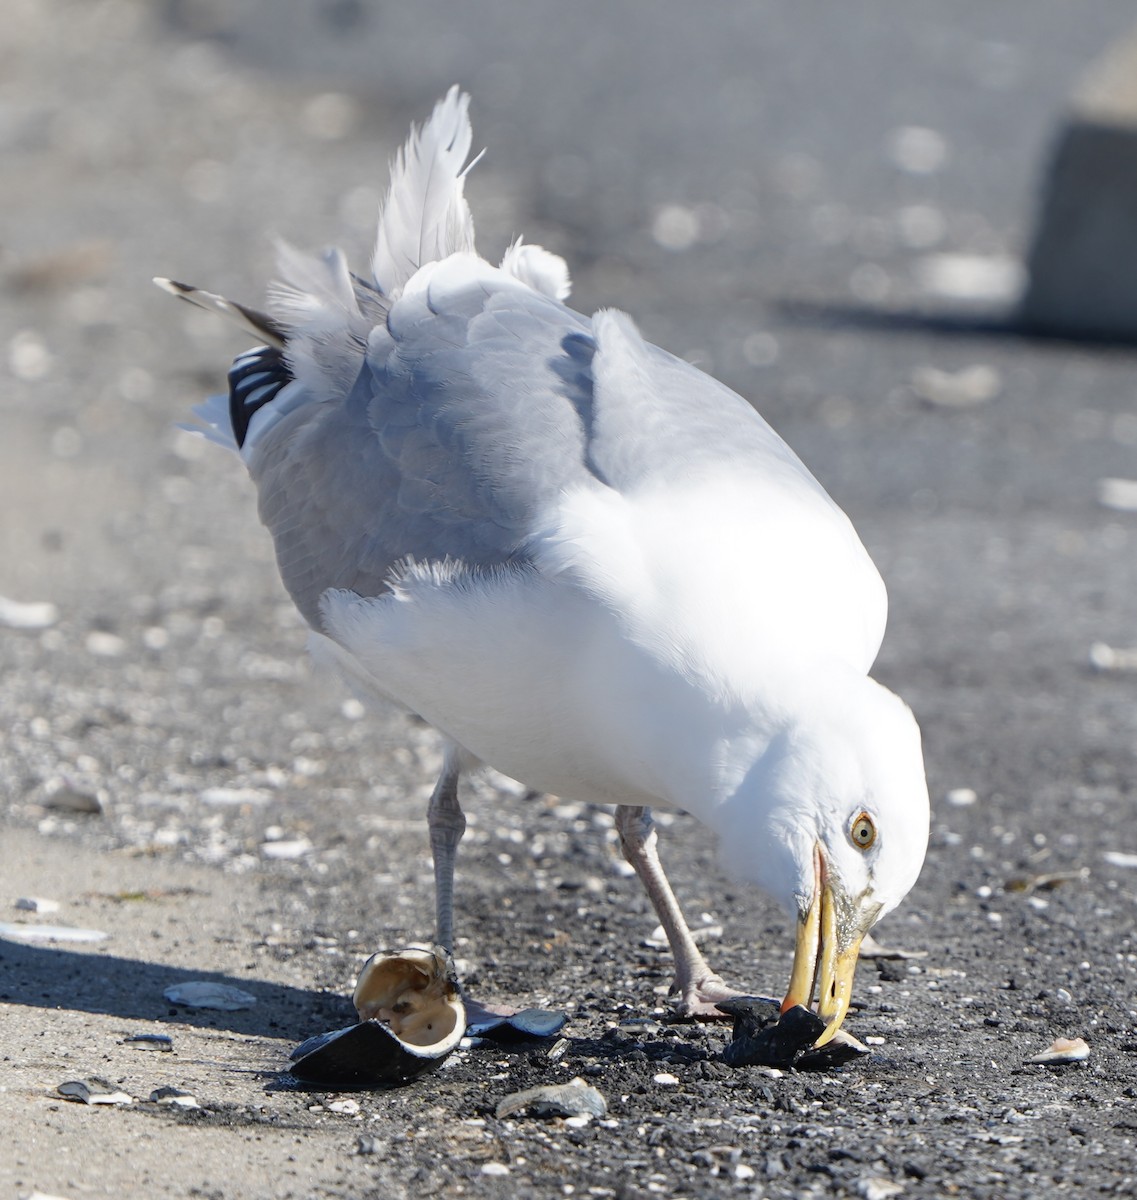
xmin=3 ymin=2 xmax=1137 ymax=1197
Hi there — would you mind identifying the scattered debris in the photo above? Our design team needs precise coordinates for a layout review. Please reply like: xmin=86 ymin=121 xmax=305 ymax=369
xmin=912 ymin=364 xmax=1001 ymax=409
xmin=15 ymin=896 xmax=61 ymax=914
xmin=495 ymin=1078 xmax=607 ymax=1120
xmin=163 ymin=981 xmax=257 ymax=1011
xmin=123 ymin=1033 xmax=174 ymax=1052
xmin=0 ymin=595 xmax=59 ymax=630
xmin=57 ymin=1077 xmax=134 ymax=1105
xmin=859 ymin=933 xmax=928 ymax=960
xmin=149 ymin=1086 xmax=200 ymax=1108
xmin=719 ymin=998 xmax=870 ymax=1070
xmin=1028 ymin=1037 xmax=1090 ymax=1065
xmin=0 ymin=922 xmax=108 ymax=944
xmin=1097 ymin=478 xmax=1137 ymax=513
xmin=1004 ymin=868 xmax=1089 ymax=894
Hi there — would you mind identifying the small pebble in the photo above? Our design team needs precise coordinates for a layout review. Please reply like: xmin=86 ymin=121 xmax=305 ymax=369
xmin=42 ymin=781 xmax=104 ymax=814
xmin=945 ymin=787 xmax=978 ymax=808
xmin=1028 ymin=1036 xmax=1090 ymax=1065
xmin=480 ymin=1163 xmax=510 ymax=1177
xmin=58 ymin=1077 xmax=134 ymax=1105
xmin=163 ymin=981 xmax=257 ymax=1010
xmin=652 ymin=1072 xmax=680 ymax=1087
xmin=85 ymin=630 xmax=126 ymax=657
xmin=1102 ymin=851 xmax=1137 ymax=870
xmin=857 ymin=1179 xmax=904 ymax=1200
xmin=260 ymin=838 xmax=313 ymax=860
xmin=326 ymin=1098 xmax=361 ymax=1115
xmin=149 ymin=1086 xmax=199 ymax=1108
xmin=15 ymin=896 xmax=61 ymax=914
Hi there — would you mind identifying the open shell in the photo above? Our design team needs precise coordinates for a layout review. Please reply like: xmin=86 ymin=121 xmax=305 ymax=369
xmin=289 ymin=946 xmax=465 ymax=1088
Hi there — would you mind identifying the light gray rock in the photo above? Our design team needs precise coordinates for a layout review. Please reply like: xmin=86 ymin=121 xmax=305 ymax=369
xmin=1021 ymin=27 xmax=1137 ymax=338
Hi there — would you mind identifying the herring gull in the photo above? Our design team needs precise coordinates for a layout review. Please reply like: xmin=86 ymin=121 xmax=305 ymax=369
xmin=158 ymin=87 xmax=930 ymax=1046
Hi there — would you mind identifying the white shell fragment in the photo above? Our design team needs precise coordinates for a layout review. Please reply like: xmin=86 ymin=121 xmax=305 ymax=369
xmin=1103 ymin=851 xmax=1137 ymax=869
xmin=57 ymin=1077 xmax=135 ymax=1105
xmin=495 ymin=1078 xmax=608 ymax=1120
xmin=1028 ymin=1037 xmax=1090 ymax=1065
xmin=1089 ymin=642 xmax=1137 ymax=674
xmin=1097 ymin=478 xmax=1137 ymax=513
xmin=0 ymin=594 xmax=59 ymax=629
xmin=163 ymin=981 xmax=257 ymax=1010
xmin=15 ymin=896 xmax=61 ymax=914
xmin=911 ymin=364 xmax=1001 ymax=409
xmin=0 ymin=922 xmax=108 ymax=944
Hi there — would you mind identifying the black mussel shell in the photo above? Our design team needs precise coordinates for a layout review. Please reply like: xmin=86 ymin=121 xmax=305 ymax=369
xmin=289 ymin=1018 xmax=455 ymax=1088
xmin=718 ymin=998 xmax=870 ymax=1070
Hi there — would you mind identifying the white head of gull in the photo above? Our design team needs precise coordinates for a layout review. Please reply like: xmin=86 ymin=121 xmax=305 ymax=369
xmin=158 ymin=87 xmax=930 ymax=1046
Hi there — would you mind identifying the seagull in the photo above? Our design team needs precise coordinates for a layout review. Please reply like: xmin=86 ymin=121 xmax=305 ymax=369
xmin=158 ymin=87 xmax=930 ymax=1046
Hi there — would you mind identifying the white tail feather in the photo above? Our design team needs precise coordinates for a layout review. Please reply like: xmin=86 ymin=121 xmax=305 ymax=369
xmin=371 ymin=85 xmax=478 ymax=298
xmin=500 ymin=239 xmax=572 ymax=301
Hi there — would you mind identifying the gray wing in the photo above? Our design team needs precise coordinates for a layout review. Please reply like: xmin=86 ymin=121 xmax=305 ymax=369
xmin=249 ymin=284 xmax=598 ymax=625
xmin=248 ymin=276 xmax=829 ymax=628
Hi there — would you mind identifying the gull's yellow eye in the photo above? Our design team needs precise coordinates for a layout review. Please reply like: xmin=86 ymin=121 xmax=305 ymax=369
xmin=850 ymin=812 xmax=876 ymax=850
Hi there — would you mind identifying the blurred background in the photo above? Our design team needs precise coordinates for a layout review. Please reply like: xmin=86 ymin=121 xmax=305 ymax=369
xmin=2 ymin=0 xmax=1137 ymax=1000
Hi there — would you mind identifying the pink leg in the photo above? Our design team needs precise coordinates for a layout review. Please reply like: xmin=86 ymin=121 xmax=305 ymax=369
xmin=616 ymin=805 xmax=742 ymax=1018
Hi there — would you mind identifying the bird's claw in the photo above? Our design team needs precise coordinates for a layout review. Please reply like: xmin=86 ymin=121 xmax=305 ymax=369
xmin=666 ymin=973 xmax=750 ymax=1020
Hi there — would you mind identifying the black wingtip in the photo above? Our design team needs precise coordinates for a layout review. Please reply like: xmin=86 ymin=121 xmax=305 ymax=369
xmin=228 ymin=345 xmax=293 ymax=448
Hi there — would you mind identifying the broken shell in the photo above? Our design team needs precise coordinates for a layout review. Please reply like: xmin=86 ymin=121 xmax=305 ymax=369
xmin=290 ymin=945 xmax=465 ymax=1088
xmin=1028 ymin=1036 xmax=1090 ymax=1065
xmin=163 ymin=981 xmax=256 ymax=1011
xmin=495 ymin=1078 xmax=607 ymax=1120
xmin=718 ymin=998 xmax=870 ymax=1070
xmin=57 ymin=1077 xmax=134 ymax=1105
xmin=465 ymin=1006 xmax=568 ymax=1041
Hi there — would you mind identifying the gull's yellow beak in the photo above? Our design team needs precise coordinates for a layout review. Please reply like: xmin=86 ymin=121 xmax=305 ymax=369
xmin=781 ymin=846 xmax=872 ymax=1047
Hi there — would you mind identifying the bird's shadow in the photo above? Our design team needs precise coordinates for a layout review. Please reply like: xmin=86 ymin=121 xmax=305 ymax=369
xmin=773 ymin=295 xmax=1137 ymax=351
xmin=0 ymin=937 xmax=352 ymax=1040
